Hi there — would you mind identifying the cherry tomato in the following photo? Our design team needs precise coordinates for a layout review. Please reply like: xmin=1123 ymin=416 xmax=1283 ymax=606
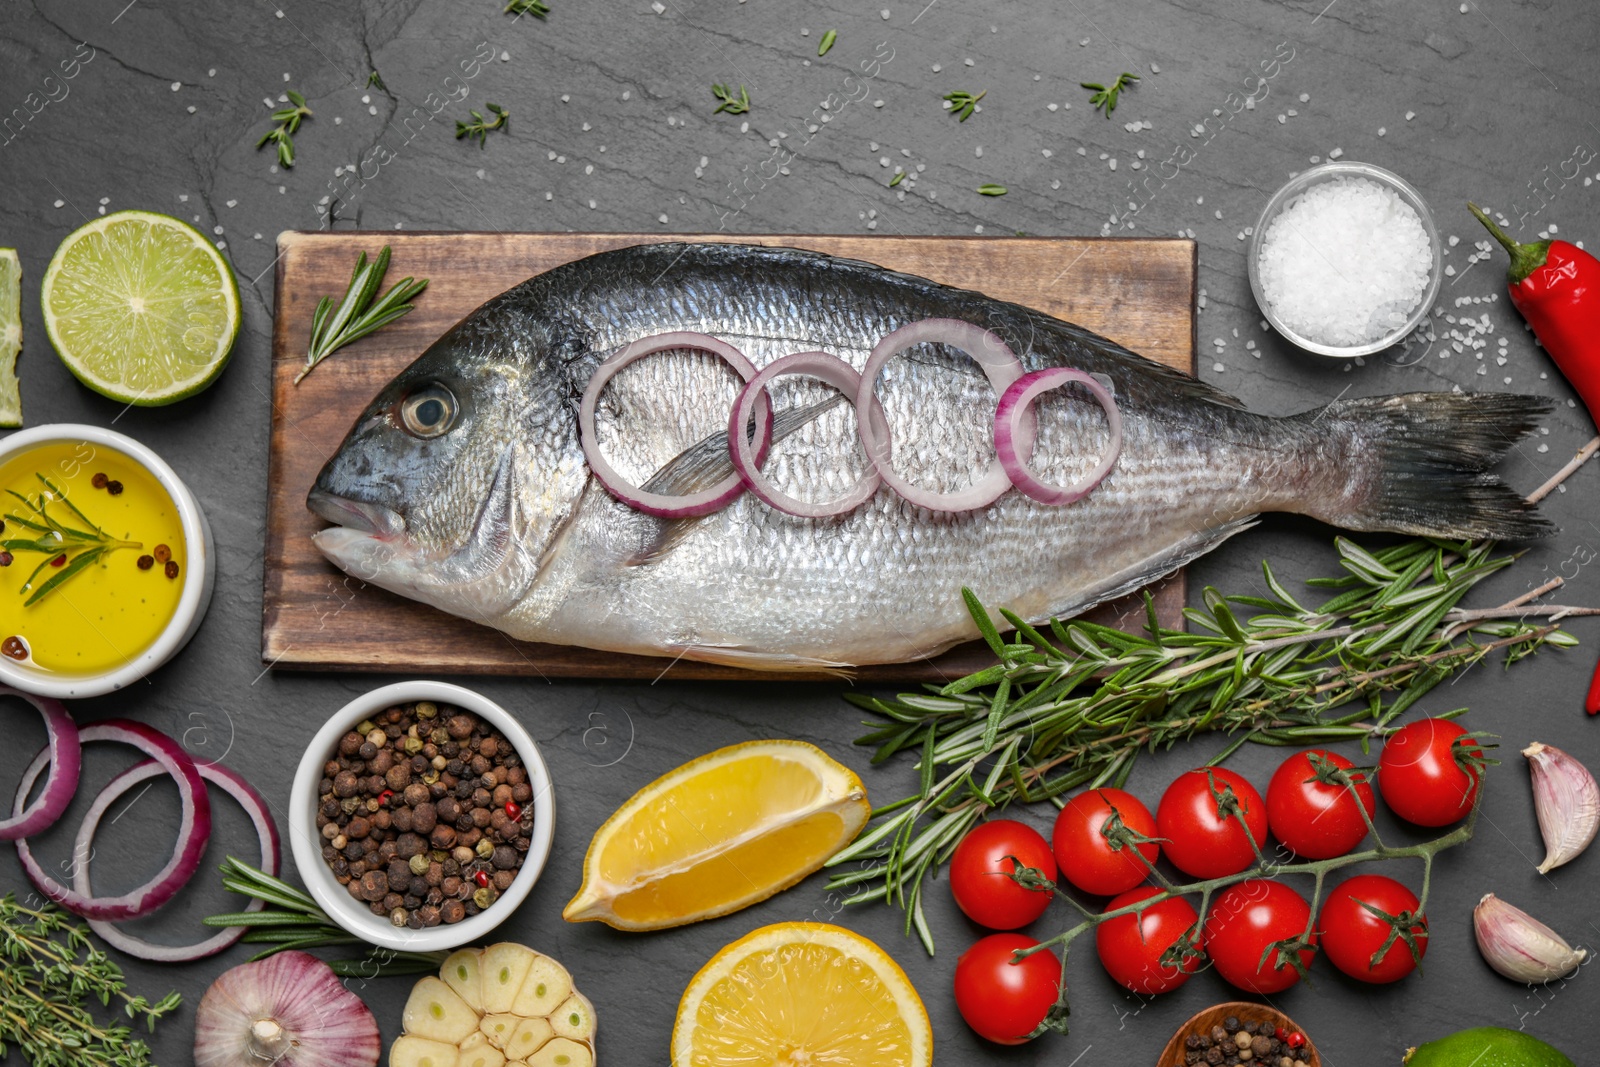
xmin=1317 ymin=874 xmax=1427 ymax=984
xmin=1094 ymin=886 xmax=1203 ymax=994
xmin=1266 ymin=749 xmax=1376 ymax=859
xmin=1378 ymin=718 xmax=1484 ymax=826
xmin=1051 ymin=788 xmax=1159 ymax=896
xmin=949 ymin=819 xmax=1058 ymax=930
xmin=1202 ymin=879 xmax=1317 ymax=994
xmin=1156 ymin=767 xmax=1267 ymax=878
xmin=953 ymin=933 xmax=1061 ymax=1045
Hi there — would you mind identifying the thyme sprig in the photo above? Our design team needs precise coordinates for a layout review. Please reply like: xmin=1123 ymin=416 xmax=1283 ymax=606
xmin=456 ymin=102 xmax=510 ymax=147
xmin=711 ymin=83 xmax=750 ymax=115
xmin=0 ymin=894 xmax=181 ymax=1067
xmin=257 ymin=89 xmax=311 ymax=168
xmin=942 ymin=89 xmax=985 ymax=121
xmin=3 ymin=474 xmax=140 ymax=606
xmin=297 ymin=245 xmax=428 ymax=385
xmin=204 ymin=857 xmax=446 ymax=977
xmin=1082 ymin=71 xmax=1138 ymax=117
xmin=1013 ymin=765 xmax=1483 ymax=1037
xmin=828 ymin=441 xmax=1600 ymax=953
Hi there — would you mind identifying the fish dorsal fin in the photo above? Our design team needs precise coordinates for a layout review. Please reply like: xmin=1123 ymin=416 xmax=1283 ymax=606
xmin=628 ymin=395 xmax=845 ymax=566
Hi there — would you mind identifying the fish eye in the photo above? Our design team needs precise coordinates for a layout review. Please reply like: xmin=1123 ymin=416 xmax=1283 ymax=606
xmin=399 ymin=384 xmax=458 ymax=439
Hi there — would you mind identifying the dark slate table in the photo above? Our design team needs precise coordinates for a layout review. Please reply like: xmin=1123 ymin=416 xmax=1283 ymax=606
xmin=2 ymin=1 xmax=1597 ymax=1064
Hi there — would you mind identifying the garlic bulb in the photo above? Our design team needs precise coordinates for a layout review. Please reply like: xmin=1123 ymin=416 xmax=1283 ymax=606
xmin=194 ymin=951 xmax=381 ymax=1067
xmin=1473 ymin=893 xmax=1587 ymax=984
xmin=1523 ymin=742 xmax=1599 ymax=874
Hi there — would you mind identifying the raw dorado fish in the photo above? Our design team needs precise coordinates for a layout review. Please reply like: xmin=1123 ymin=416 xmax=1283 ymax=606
xmin=308 ymin=243 xmax=1550 ymax=670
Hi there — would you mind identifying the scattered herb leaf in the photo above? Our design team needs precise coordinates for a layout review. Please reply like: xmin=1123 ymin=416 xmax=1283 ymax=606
xmin=889 ymin=171 xmax=905 ymax=188
xmin=942 ymin=88 xmax=986 ymax=122
xmin=818 ymin=29 xmax=837 ymax=56
xmin=256 ymin=89 xmax=311 ymax=168
xmin=1082 ymin=72 xmax=1139 ymax=117
xmin=712 ymin=82 xmax=751 ymax=115
xmin=505 ymin=0 xmax=550 ymax=16
xmin=977 ymin=183 xmax=1008 ymax=196
xmin=297 ymin=246 xmax=428 ymax=386
xmin=456 ymin=102 xmax=510 ymax=147
xmin=2 ymin=475 xmax=140 ymax=606
xmin=366 ymin=71 xmax=384 ymax=90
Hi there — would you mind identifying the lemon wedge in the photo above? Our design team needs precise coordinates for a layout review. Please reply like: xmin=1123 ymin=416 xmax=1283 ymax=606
xmin=563 ymin=740 xmax=869 ymax=931
xmin=672 ymin=922 xmax=933 ymax=1067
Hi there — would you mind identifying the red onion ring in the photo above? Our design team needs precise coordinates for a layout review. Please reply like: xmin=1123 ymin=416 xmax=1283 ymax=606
xmin=0 ymin=686 xmax=80 ymax=841
xmin=854 ymin=318 xmax=1035 ymax=512
xmin=72 ymin=759 xmax=280 ymax=962
xmin=580 ymin=331 xmax=775 ymax=518
xmin=12 ymin=719 xmax=212 ymax=921
xmin=727 ymin=351 xmax=892 ymax=518
xmin=994 ymin=368 xmax=1123 ymax=505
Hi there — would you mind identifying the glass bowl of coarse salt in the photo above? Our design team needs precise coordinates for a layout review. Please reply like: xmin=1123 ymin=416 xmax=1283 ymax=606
xmin=1249 ymin=161 xmax=1441 ymax=358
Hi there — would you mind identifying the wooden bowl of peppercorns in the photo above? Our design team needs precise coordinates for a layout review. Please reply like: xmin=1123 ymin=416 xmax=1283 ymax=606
xmin=290 ymin=680 xmax=555 ymax=952
xmin=1158 ymin=1003 xmax=1319 ymax=1067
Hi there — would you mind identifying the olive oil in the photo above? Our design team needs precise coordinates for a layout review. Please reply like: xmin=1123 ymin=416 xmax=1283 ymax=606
xmin=0 ymin=440 xmax=185 ymax=674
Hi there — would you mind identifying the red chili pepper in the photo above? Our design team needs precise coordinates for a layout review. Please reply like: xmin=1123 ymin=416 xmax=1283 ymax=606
xmin=378 ymin=789 xmax=394 ymax=806
xmin=504 ymin=801 xmax=522 ymax=821
xmin=1586 ymin=655 xmax=1600 ymax=715
xmin=1470 ymin=203 xmax=1600 ymax=429
xmin=474 ymin=870 xmax=491 ymax=888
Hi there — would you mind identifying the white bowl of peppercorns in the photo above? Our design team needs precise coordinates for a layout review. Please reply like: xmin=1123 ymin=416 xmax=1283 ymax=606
xmin=290 ymin=679 xmax=556 ymax=952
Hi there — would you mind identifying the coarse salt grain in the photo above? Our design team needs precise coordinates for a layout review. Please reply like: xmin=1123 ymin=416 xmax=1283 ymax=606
xmin=1257 ymin=176 xmax=1433 ymax=347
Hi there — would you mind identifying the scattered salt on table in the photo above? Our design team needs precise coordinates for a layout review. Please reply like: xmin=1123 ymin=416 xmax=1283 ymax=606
xmin=1256 ymin=176 xmax=1432 ymax=348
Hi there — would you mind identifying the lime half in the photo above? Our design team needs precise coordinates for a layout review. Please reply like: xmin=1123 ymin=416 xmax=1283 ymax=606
xmin=41 ymin=210 xmax=240 ymax=406
xmin=0 ymin=248 xmax=20 ymax=427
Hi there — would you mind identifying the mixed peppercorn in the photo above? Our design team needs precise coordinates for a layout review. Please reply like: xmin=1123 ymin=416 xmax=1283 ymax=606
xmin=1178 ymin=1015 xmax=1310 ymax=1067
xmin=314 ymin=701 xmax=536 ymax=929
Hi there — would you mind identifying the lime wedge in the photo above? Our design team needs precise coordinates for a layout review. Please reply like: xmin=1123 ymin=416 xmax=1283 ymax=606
xmin=0 ymin=248 xmax=20 ymax=427
xmin=41 ymin=210 xmax=240 ymax=406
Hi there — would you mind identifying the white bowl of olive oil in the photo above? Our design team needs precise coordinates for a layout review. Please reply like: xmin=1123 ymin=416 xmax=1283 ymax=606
xmin=0 ymin=424 xmax=214 ymax=697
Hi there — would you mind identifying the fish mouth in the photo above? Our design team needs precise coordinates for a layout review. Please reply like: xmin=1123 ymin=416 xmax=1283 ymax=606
xmin=307 ymin=489 xmax=407 ymax=540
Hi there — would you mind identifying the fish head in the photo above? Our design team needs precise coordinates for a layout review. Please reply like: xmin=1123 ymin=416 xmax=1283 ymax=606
xmin=307 ymin=311 xmax=589 ymax=624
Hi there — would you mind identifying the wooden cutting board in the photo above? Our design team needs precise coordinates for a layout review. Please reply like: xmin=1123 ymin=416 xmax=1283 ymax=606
xmin=262 ymin=232 xmax=1196 ymax=682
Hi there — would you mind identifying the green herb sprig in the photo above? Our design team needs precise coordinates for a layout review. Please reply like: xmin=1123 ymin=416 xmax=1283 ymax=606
xmin=204 ymin=857 xmax=446 ymax=977
xmin=827 ymin=448 xmax=1599 ymax=953
xmin=297 ymin=246 xmax=428 ymax=385
xmin=455 ymin=102 xmax=510 ymax=147
xmin=977 ymin=183 xmax=1007 ymax=196
xmin=942 ymin=89 xmax=985 ymax=121
xmin=0 ymin=894 xmax=181 ymax=1067
xmin=257 ymin=89 xmax=312 ymax=168
xmin=366 ymin=71 xmax=385 ymax=89
xmin=1082 ymin=71 xmax=1138 ymax=117
xmin=505 ymin=0 xmax=550 ymax=16
xmin=818 ymin=29 xmax=837 ymax=57
xmin=712 ymin=83 xmax=750 ymax=115
xmin=3 ymin=475 xmax=140 ymax=606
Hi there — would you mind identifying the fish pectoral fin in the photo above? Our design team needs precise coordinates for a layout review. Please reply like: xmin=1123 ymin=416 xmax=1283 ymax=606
xmin=627 ymin=395 xmax=846 ymax=567
xmin=665 ymin=642 xmax=857 ymax=677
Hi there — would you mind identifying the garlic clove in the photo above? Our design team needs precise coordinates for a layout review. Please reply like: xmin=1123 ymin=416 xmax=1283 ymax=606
xmin=1473 ymin=893 xmax=1588 ymax=984
xmin=1524 ymin=742 xmax=1599 ymax=874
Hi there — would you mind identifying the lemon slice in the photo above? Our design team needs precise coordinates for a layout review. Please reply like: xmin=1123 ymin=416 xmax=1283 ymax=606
xmin=672 ymin=922 xmax=933 ymax=1067
xmin=563 ymin=740 xmax=870 ymax=931
xmin=41 ymin=210 xmax=239 ymax=406
xmin=0 ymin=249 xmax=20 ymax=427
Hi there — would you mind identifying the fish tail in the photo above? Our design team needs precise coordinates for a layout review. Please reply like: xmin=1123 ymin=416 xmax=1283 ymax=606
xmin=1292 ymin=392 xmax=1555 ymax=540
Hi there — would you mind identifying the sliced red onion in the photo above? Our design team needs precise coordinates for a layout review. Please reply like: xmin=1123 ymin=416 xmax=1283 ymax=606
xmin=73 ymin=759 xmax=280 ymax=962
xmin=0 ymin=686 xmax=80 ymax=841
xmin=854 ymin=318 xmax=1035 ymax=512
xmin=727 ymin=351 xmax=893 ymax=518
xmin=194 ymin=951 xmax=381 ymax=1067
xmin=12 ymin=719 xmax=212 ymax=921
xmin=580 ymin=331 xmax=774 ymax=518
xmin=994 ymin=367 xmax=1123 ymax=505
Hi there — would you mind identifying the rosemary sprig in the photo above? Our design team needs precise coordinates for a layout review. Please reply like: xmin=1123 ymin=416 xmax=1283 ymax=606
xmin=828 ymin=445 xmax=1600 ymax=954
xmin=1082 ymin=71 xmax=1138 ymax=117
xmin=818 ymin=29 xmax=838 ymax=57
xmin=942 ymin=88 xmax=985 ymax=121
xmin=204 ymin=857 xmax=446 ymax=977
xmin=297 ymin=245 xmax=428 ymax=385
xmin=257 ymin=89 xmax=311 ymax=168
xmin=3 ymin=475 xmax=140 ymax=606
xmin=0 ymin=894 xmax=181 ymax=1067
xmin=455 ymin=102 xmax=510 ymax=147
xmin=505 ymin=0 xmax=550 ymax=17
xmin=711 ymin=83 xmax=750 ymax=115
